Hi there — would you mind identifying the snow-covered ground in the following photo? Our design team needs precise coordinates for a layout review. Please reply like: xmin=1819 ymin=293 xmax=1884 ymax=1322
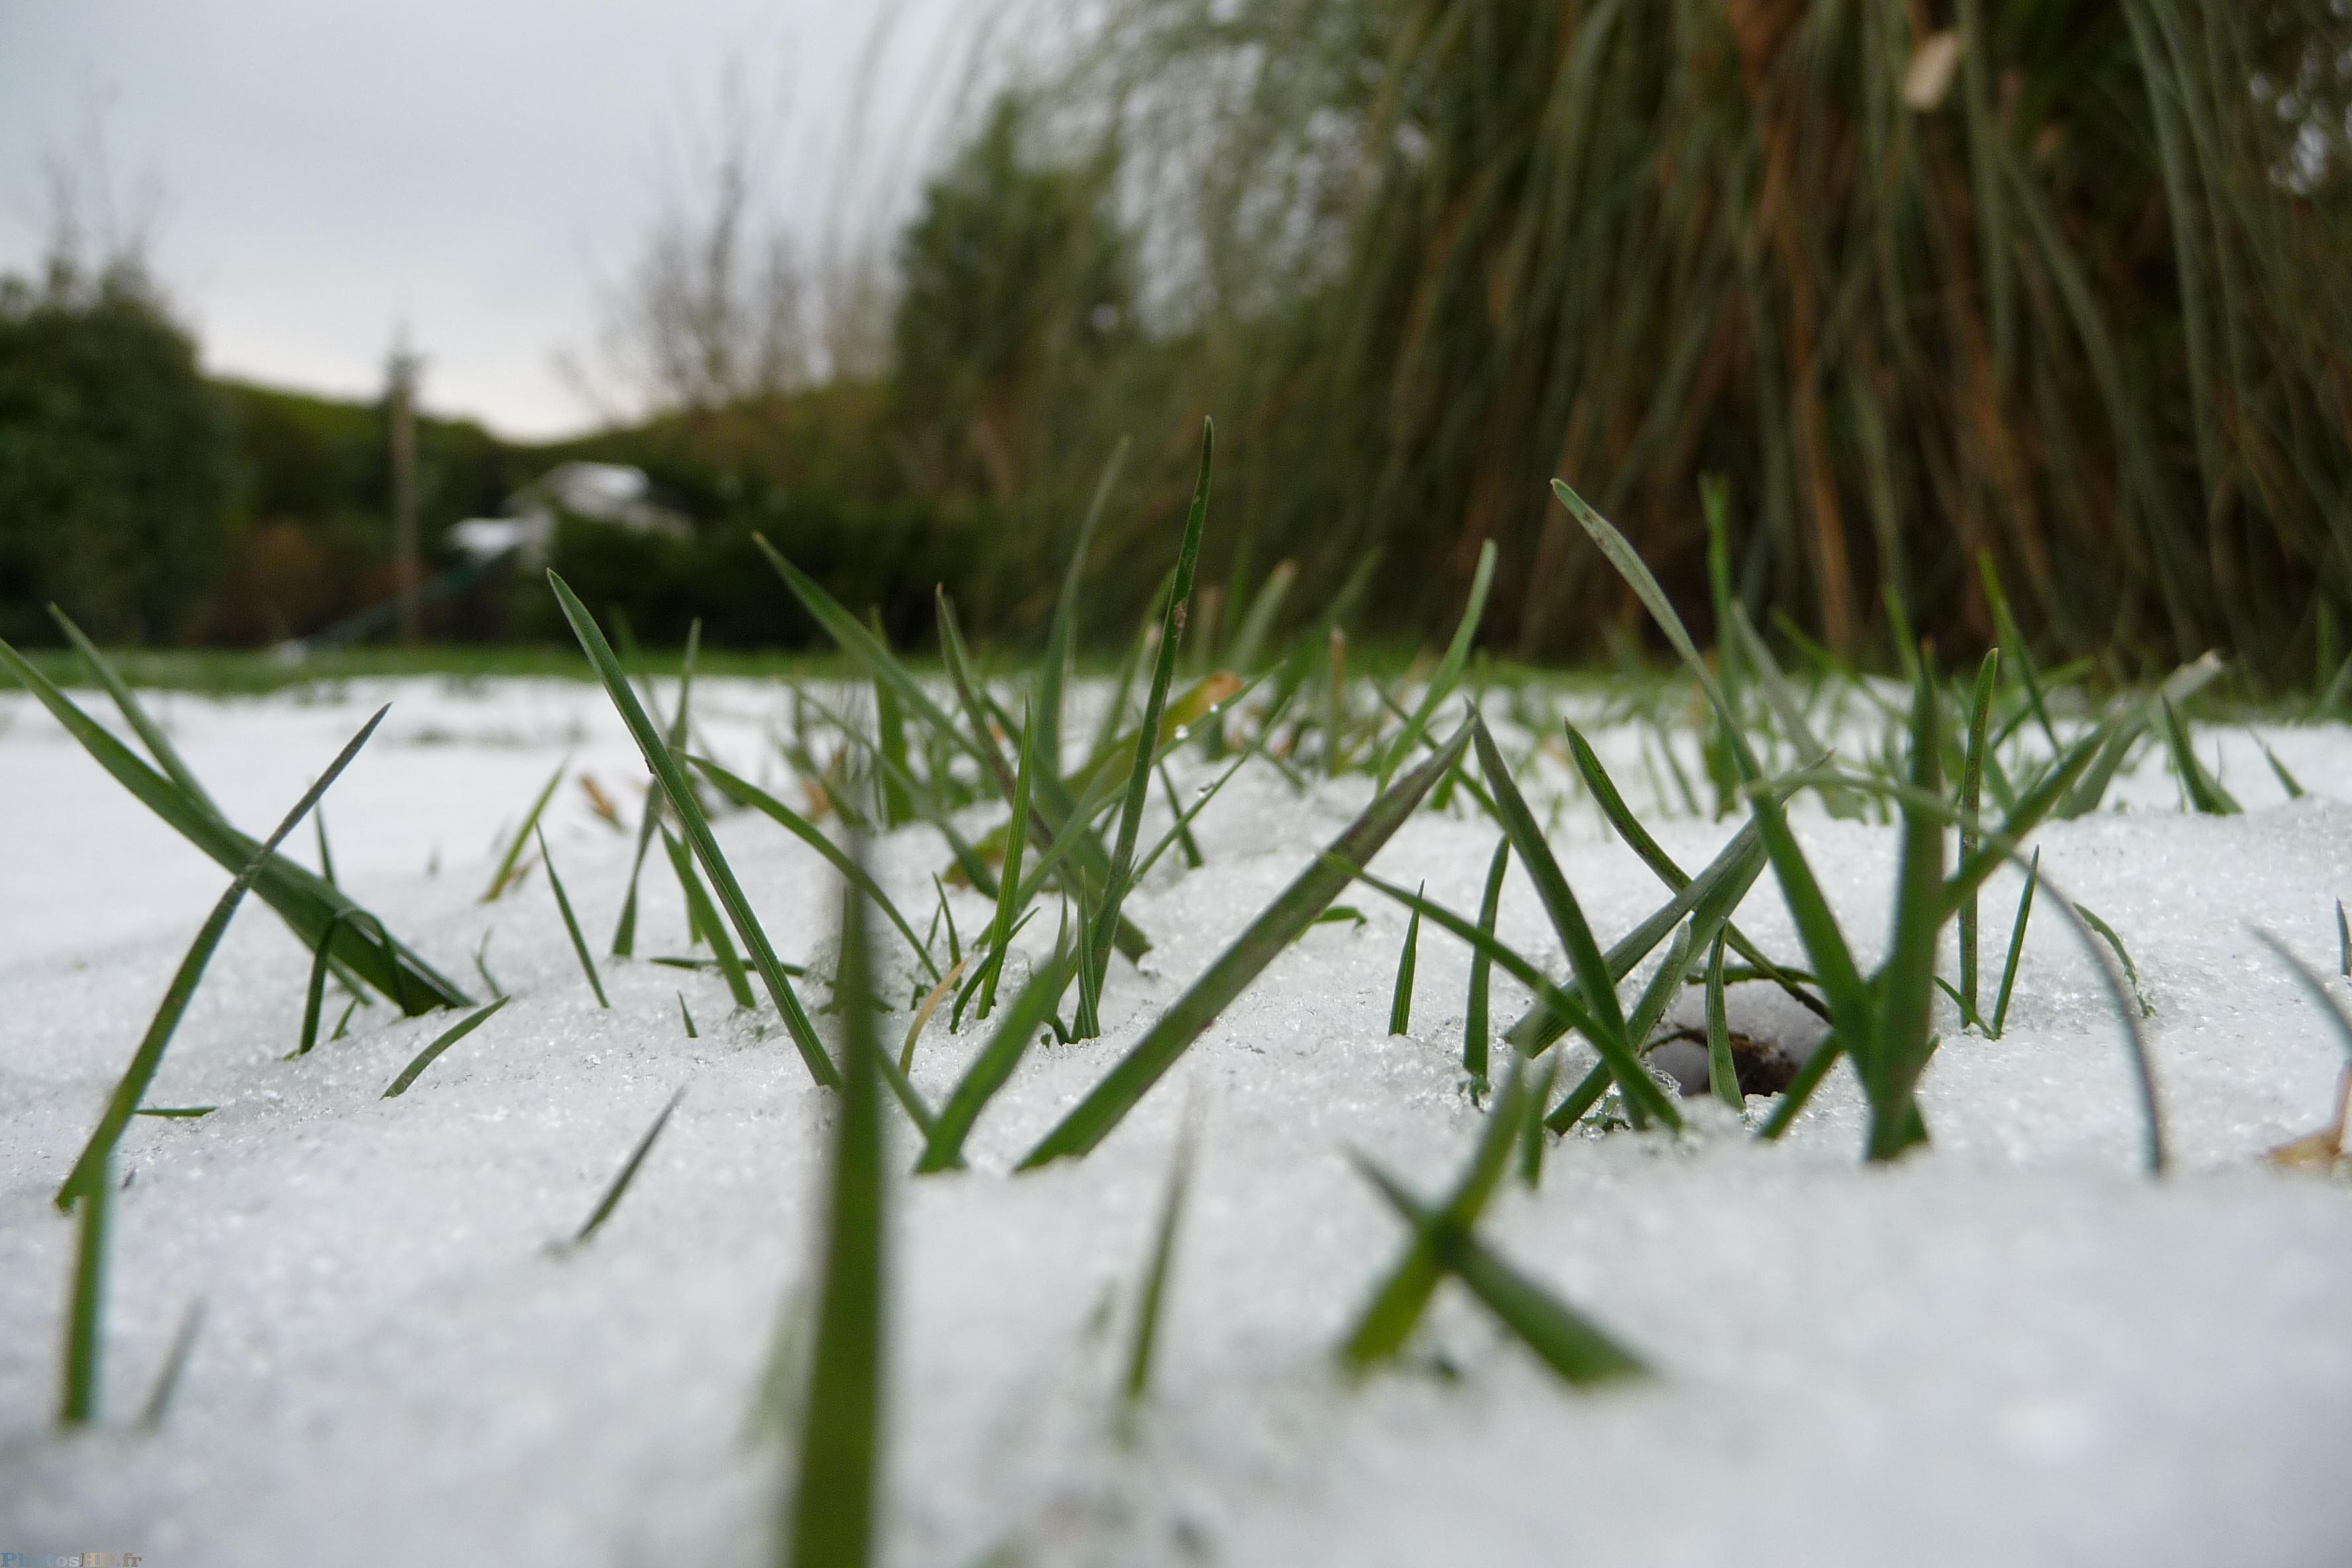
xmin=3 ymin=675 xmax=2351 ymax=1566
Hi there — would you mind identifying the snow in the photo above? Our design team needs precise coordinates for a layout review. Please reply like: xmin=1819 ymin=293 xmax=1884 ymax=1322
xmin=3 ymin=675 xmax=2351 ymax=1566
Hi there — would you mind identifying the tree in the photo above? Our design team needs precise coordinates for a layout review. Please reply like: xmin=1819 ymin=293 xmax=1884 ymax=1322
xmin=891 ymin=95 xmax=1132 ymax=501
xmin=0 ymin=255 xmax=231 ymax=645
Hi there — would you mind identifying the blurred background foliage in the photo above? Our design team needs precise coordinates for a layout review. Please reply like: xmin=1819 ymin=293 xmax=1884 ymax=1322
xmin=3 ymin=0 xmax=2350 ymax=683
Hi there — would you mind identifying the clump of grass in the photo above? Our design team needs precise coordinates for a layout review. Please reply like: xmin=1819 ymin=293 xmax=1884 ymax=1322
xmin=58 ymin=707 xmax=393 ymax=1210
xmin=550 ymin=572 xmax=839 ymax=1091
xmin=0 ymin=636 xmax=466 ymax=1014
xmin=1018 ymin=724 xmax=1471 ymax=1169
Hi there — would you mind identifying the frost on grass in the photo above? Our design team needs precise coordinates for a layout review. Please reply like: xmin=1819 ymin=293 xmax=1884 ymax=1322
xmin=1 ymin=677 xmax=2351 ymax=1565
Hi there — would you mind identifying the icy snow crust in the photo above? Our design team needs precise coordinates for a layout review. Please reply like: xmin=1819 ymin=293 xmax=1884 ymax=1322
xmin=3 ymin=677 xmax=2351 ymax=1566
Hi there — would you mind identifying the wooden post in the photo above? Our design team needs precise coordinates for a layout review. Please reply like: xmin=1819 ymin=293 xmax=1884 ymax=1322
xmin=387 ymin=334 xmax=422 ymax=644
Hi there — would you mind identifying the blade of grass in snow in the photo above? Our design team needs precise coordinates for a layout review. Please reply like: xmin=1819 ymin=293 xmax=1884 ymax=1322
xmin=1087 ymin=419 xmax=1214 ymax=1014
xmin=1019 ymin=724 xmax=1472 ymax=1169
xmin=1464 ymin=840 xmax=1509 ymax=1089
xmin=1121 ymin=1109 xmax=1199 ymax=1409
xmin=1959 ymin=649 xmax=2001 ymax=1018
xmin=1128 ymin=754 xmax=1248 ymax=891
xmin=538 ymin=827 xmax=609 ymax=1008
xmin=614 ymin=620 xmax=701 ymax=956
xmin=2261 ymin=739 xmax=2306 ymax=801
xmin=1563 ymin=721 xmax=1824 ymax=1021
xmin=475 ymin=930 xmax=505 ymax=1001
xmin=2253 ymin=929 xmax=2352 ymax=1062
xmin=679 ymin=993 xmax=698 ymax=1039
xmin=2078 ymin=903 xmax=2155 ymax=1017
xmin=1705 ymin=930 xmax=1740 ymax=1110
xmin=1157 ymin=765 xmax=1203 ymax=869
xmin=49 ymin=605 xmax=219 ymax=811
xmin=1471 ymin=716 xmax=1680 ymax=1131
xmin=1340 ymin=865 xmax=1679 ymax=1129
xmin=689 ymin=756 xmax=940 ymax=984
xmin=1989 ymin=849 xmax=2041 ymax=1038
xmin=1388 ymin=885 xmax=1424 ymax=1036
xmin=571 ymin=1089 xmax=685 ymax=1245
xmin=658 ymin=824 xmax=756 ymax=1010
xmin=136 ymin=1298 xmax=204 ymax=1430
xmin=294 ymin=908 xmax=403 ymax=1056
xmin=2159 ymin=694 xmax=2241 ymax=814
xmin=917 ymin=955 xmax=1070 ymax=1174
xmin=979 ymin=701 xmax=1040 ymax=1018
xmin=549 ymin=571 xmax=838 ymax=1091
xmin=0 ymin=642 xmax=466 ymax=1013
xmin=383 ymin=995 xmax=511 ymax=1099
xmin=781 ymin=852 xmax=889 ymax=1568
xmin=1376 ymin=539 xmax=1494 ymax=788
xmin=1352 ymin=1154 xmax=1647 ymax=1387
xmin=485 ymin=761 xmax=566 ymax=901
xmin=1863 ymin=660 xmax=1947 ymax=1162
xmin=57 ymin=707 xmax=391 ymax=1208
xmin=131 ymin=1106 xmax=213 ymax=1118
xmin=58 ymin=1150 xmax=111 ymax=1426
xmin=315 ymin=810 xmax=337 ymax=887
xmin=1342 ymin=1055 xmax=1550 ymax=1368
xmin=1038 ymin=437 xmax=1128 ymax=775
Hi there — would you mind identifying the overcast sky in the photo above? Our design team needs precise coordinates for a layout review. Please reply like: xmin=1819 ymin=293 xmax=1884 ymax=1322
xmin=0 ymin=1 xmax=979 ymax=437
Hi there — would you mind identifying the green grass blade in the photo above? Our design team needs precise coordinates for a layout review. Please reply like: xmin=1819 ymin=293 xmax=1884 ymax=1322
xmin=758 ymin=534 xmax=975 ymax=763
xmin=1344 ymin=864 xmax=1681 ymax=1129
xmin=1553 ymin=479 xmax=1755 ymax=777
xmin=1864 ymin=663 xmax=1946 ymax=1162
xmin=2159 ymin=694 xmax=2241 ymax=814
xmin=1958 ymin=649 xmax=2001 ymax=1017
xmin=1121 ymin=1112 xmax=1199 ymax=1406
xmin=537 ymin=827 xmax=609 ymax=1008
xmin=979 ymin=701 xmax=1040 ymax=1018
xmin=485 ymin=761 xmax=567 ymax=901
xmin=1988 ymin=849 xmax=2041 ymax=1039
xmin=612 ymin=623 xmax=699 ymax=957
xmin=679 ymin=991 xmax=699 ymax=1039
xmin=1465 ymin=839 xmax=1509 ymax=1088
xmin=572 ymin=1088 xmax=684 ymax=1244
xmin=1471 ymin=716 xmax=1633 ymax=1049
xmin=1388 ymin=887 xmax=1424 ymax=1036
xmin=1130 ymin=755 xmax=1247 ymax=889
xmin=1563 ymin=720 xmax=1823 ymax=1021
xmin=57 ymin=707 xmax=391 ymax=1208
xmin=58 ymin=1150 xmax=111 ymax=1425
xmin=658 ymin=823 xmax=756 ymax=1010
xmin=1089 ymin=418 xmax=1214 ymax=1000
xmin=1377 ymin=538 xmax=1495 ymax=787
xmin=689 ymin=756 xmax=940 ymax=984
xmin=2077 ymin=904 xmax=2155 ymax=1017
xmin=917 ymin=955 xmax=1070 ymax=1174
xmin=1353 ymin=1154 xmax=1647 ymax=1387
xmin=1156 ymin=764 xmax=1204 ymax=869
xmin=1705 ymin=930 xmax=1740 ymax=1110
xmin=1039 ymin=437 xmax=1129 ymax=775
xmin=2260 ymin=740 xmax=2306 ymax=801
xmin=548 ymin=571 xmax=838 ymax=1091
xmin=0 ymin=641 xmax=466 ymax=1014
xmin=781 ymin=859 xmax=889 ymax=1568
xmin=1342 ymin=1056 xmax=1551 ymax=1368
xmin=49 ymin=605 xmax=219 ymax=812
xmin=383 ymin=995 xmax=511 ymax=1099
xmin=1019 ymin=724 xmax=1473 ymax=1169
xmin=294 ymin=908 xmax=399 ymax=1056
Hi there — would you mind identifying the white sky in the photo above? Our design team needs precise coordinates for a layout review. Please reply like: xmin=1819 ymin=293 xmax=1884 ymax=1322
xmin=0 ymin=1 xmax=981 ymax=438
